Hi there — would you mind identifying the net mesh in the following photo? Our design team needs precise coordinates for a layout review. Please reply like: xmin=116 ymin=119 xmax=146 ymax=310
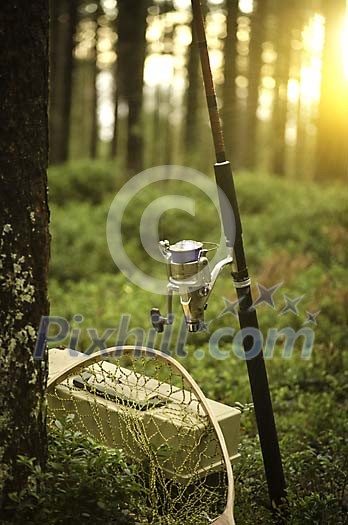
xmin=47 ymin=348 xmax=231 ymax=524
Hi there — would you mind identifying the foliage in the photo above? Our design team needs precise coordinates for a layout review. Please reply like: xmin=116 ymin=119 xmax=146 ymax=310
xmin=49 ymin=160 xmax=122 ymax=206
xmin=43 ymin=162 xmax=348 ymax=524
xmin=49 ymin=201 xmax=115 ymax=281
xmin=2 ymin=416 xmax=147 ymax=524
xmin=49 ymin=164 xmax=348 ymax=280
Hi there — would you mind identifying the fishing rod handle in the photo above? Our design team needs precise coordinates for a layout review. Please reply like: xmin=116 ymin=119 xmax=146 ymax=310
xmin=214 ymin=161 xmax=243 ymax=246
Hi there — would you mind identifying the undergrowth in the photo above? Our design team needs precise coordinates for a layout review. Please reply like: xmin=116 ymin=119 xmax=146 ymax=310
xmin=2 ymin=416 xmax=148 ymax=524
xmin=6 ymin=161 xmax=347 ymax=524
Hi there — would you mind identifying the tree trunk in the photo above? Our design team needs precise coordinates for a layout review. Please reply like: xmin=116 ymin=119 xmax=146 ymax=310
xmin=222 ymin=0 xmax=239 ymax=163
xmin=271 ymin=2 xmax=293 ymax=176
xmin=164 ymin=88 xmax=174 ymax=166
xmin=110 ymin=73 xmax=119 ymax=159
xmin=184 ymin=16 xmax=200 ymax=159
xmin=109 ymin=12 xmax=119 ymax=160
xmin=117 ymin=0 xmax=149 ymax=174
xmin=0 ymin=0 xmax=50 ymax=511
xmin=242 ymin=0 xmax=268 ymax=170
xmin=152 ymin=85 xmax=162 ymax=165
xmin=49 ymin=0 xmax=77 ymax=164
xmin=90 ymin=9 xmax=100 ymax=160
xmin=295 ymin=86 xmax=308 ymax=178
xmin=315 ymin=0 xmax=348 ymax=180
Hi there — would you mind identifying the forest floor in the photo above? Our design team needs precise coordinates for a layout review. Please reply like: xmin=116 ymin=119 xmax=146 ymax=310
xmin=8 ymin=161 xmax=347 ymax=524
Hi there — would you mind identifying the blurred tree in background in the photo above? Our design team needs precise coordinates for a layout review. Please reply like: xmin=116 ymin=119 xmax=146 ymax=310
xmin=185 ymin=14 xmax=201 ymax=160
xmin=89 ymin=3 xmax=102 ymax=159
xmin=116 ymin=0 xmax=150 ymax=173
xmin=48 ymin=0 xmax=348 ymax=178
xmin=49 ymin=0 xmax=77 ymax=164
xmin=271 ymin=1 xmax=293 ymax=176
xmin=242 ymin=0 xmax=267 ymax=169
xmin=222 ymin=0 xmax=238 ymax=163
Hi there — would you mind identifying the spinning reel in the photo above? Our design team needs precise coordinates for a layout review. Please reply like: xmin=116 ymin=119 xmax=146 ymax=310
xmin=151 ymin=239 xmax=232 ymax=333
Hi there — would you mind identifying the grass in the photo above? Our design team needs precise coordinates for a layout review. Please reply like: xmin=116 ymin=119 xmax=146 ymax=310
xmin=11 ymin=160 xmax=348 ymax=524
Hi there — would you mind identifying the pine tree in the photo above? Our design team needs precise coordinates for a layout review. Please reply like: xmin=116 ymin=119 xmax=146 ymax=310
xmin=117 ymin=0 xmax=150 ymax=173
xmin=49 ymin=0 xmax=77 ymax=164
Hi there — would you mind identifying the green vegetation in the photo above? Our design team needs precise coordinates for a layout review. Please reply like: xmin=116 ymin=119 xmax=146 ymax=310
xmin=13 ymin=161 xmax=348 ymax=523
xmin=2 ymin=416 xmax=147 ymax=524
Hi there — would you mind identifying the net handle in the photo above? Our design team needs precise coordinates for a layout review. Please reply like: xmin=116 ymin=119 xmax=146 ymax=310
xmin=47 ymin=345 xmax=235 ymax=524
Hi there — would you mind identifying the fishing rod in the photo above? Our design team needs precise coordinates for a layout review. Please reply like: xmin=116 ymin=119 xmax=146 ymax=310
xmin=151 ymin=0 xmax=287 ymax=510
xmin=190 ymin=0 xmax=286 ymax=508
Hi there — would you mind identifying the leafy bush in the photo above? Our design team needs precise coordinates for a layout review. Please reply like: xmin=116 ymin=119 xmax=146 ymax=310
xmin=3 ymin=416 xmax=147 ymax=524
xmin=235 ymin=174 xmax=348 ymax=268
xmin=49 ymin=201 xmax=115 ymax=282
xmin=49 ymin=166 xmax=348 ymax=284
xmin=48 ymin=160 xmax=123 ymax=206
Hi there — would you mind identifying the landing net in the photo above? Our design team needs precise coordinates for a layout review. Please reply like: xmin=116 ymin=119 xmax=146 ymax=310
xmin=47 ymin=346 xmax=235 ymax=524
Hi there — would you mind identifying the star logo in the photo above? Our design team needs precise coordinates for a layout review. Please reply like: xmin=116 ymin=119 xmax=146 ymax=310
xmin=279 ymin=294 xmax=304 ymax=316
xmin=253 ymin=281 xmax=283 ymax=309
xmin=303 ymin=311 xmax=320 ymax=325
xmin=218 ymin=297 xmax=240 ymax=318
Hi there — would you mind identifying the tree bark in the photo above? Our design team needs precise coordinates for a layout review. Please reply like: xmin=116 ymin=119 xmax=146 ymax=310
xmin=0 ymin=0 xmax=50 ymax=510
xmin=49 ymin=0 xmax=77 ymax=164
xmin=117 ymin=0 xmax=149 ymax=174
xmin=315 ymin=0 xmax=348 ymax=180
xmin=222 ymin=0 xmax=239 ymax=163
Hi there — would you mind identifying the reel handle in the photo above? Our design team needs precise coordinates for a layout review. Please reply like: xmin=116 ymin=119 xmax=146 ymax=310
xmin=150 ymin=308 xmax=171 ymax=333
